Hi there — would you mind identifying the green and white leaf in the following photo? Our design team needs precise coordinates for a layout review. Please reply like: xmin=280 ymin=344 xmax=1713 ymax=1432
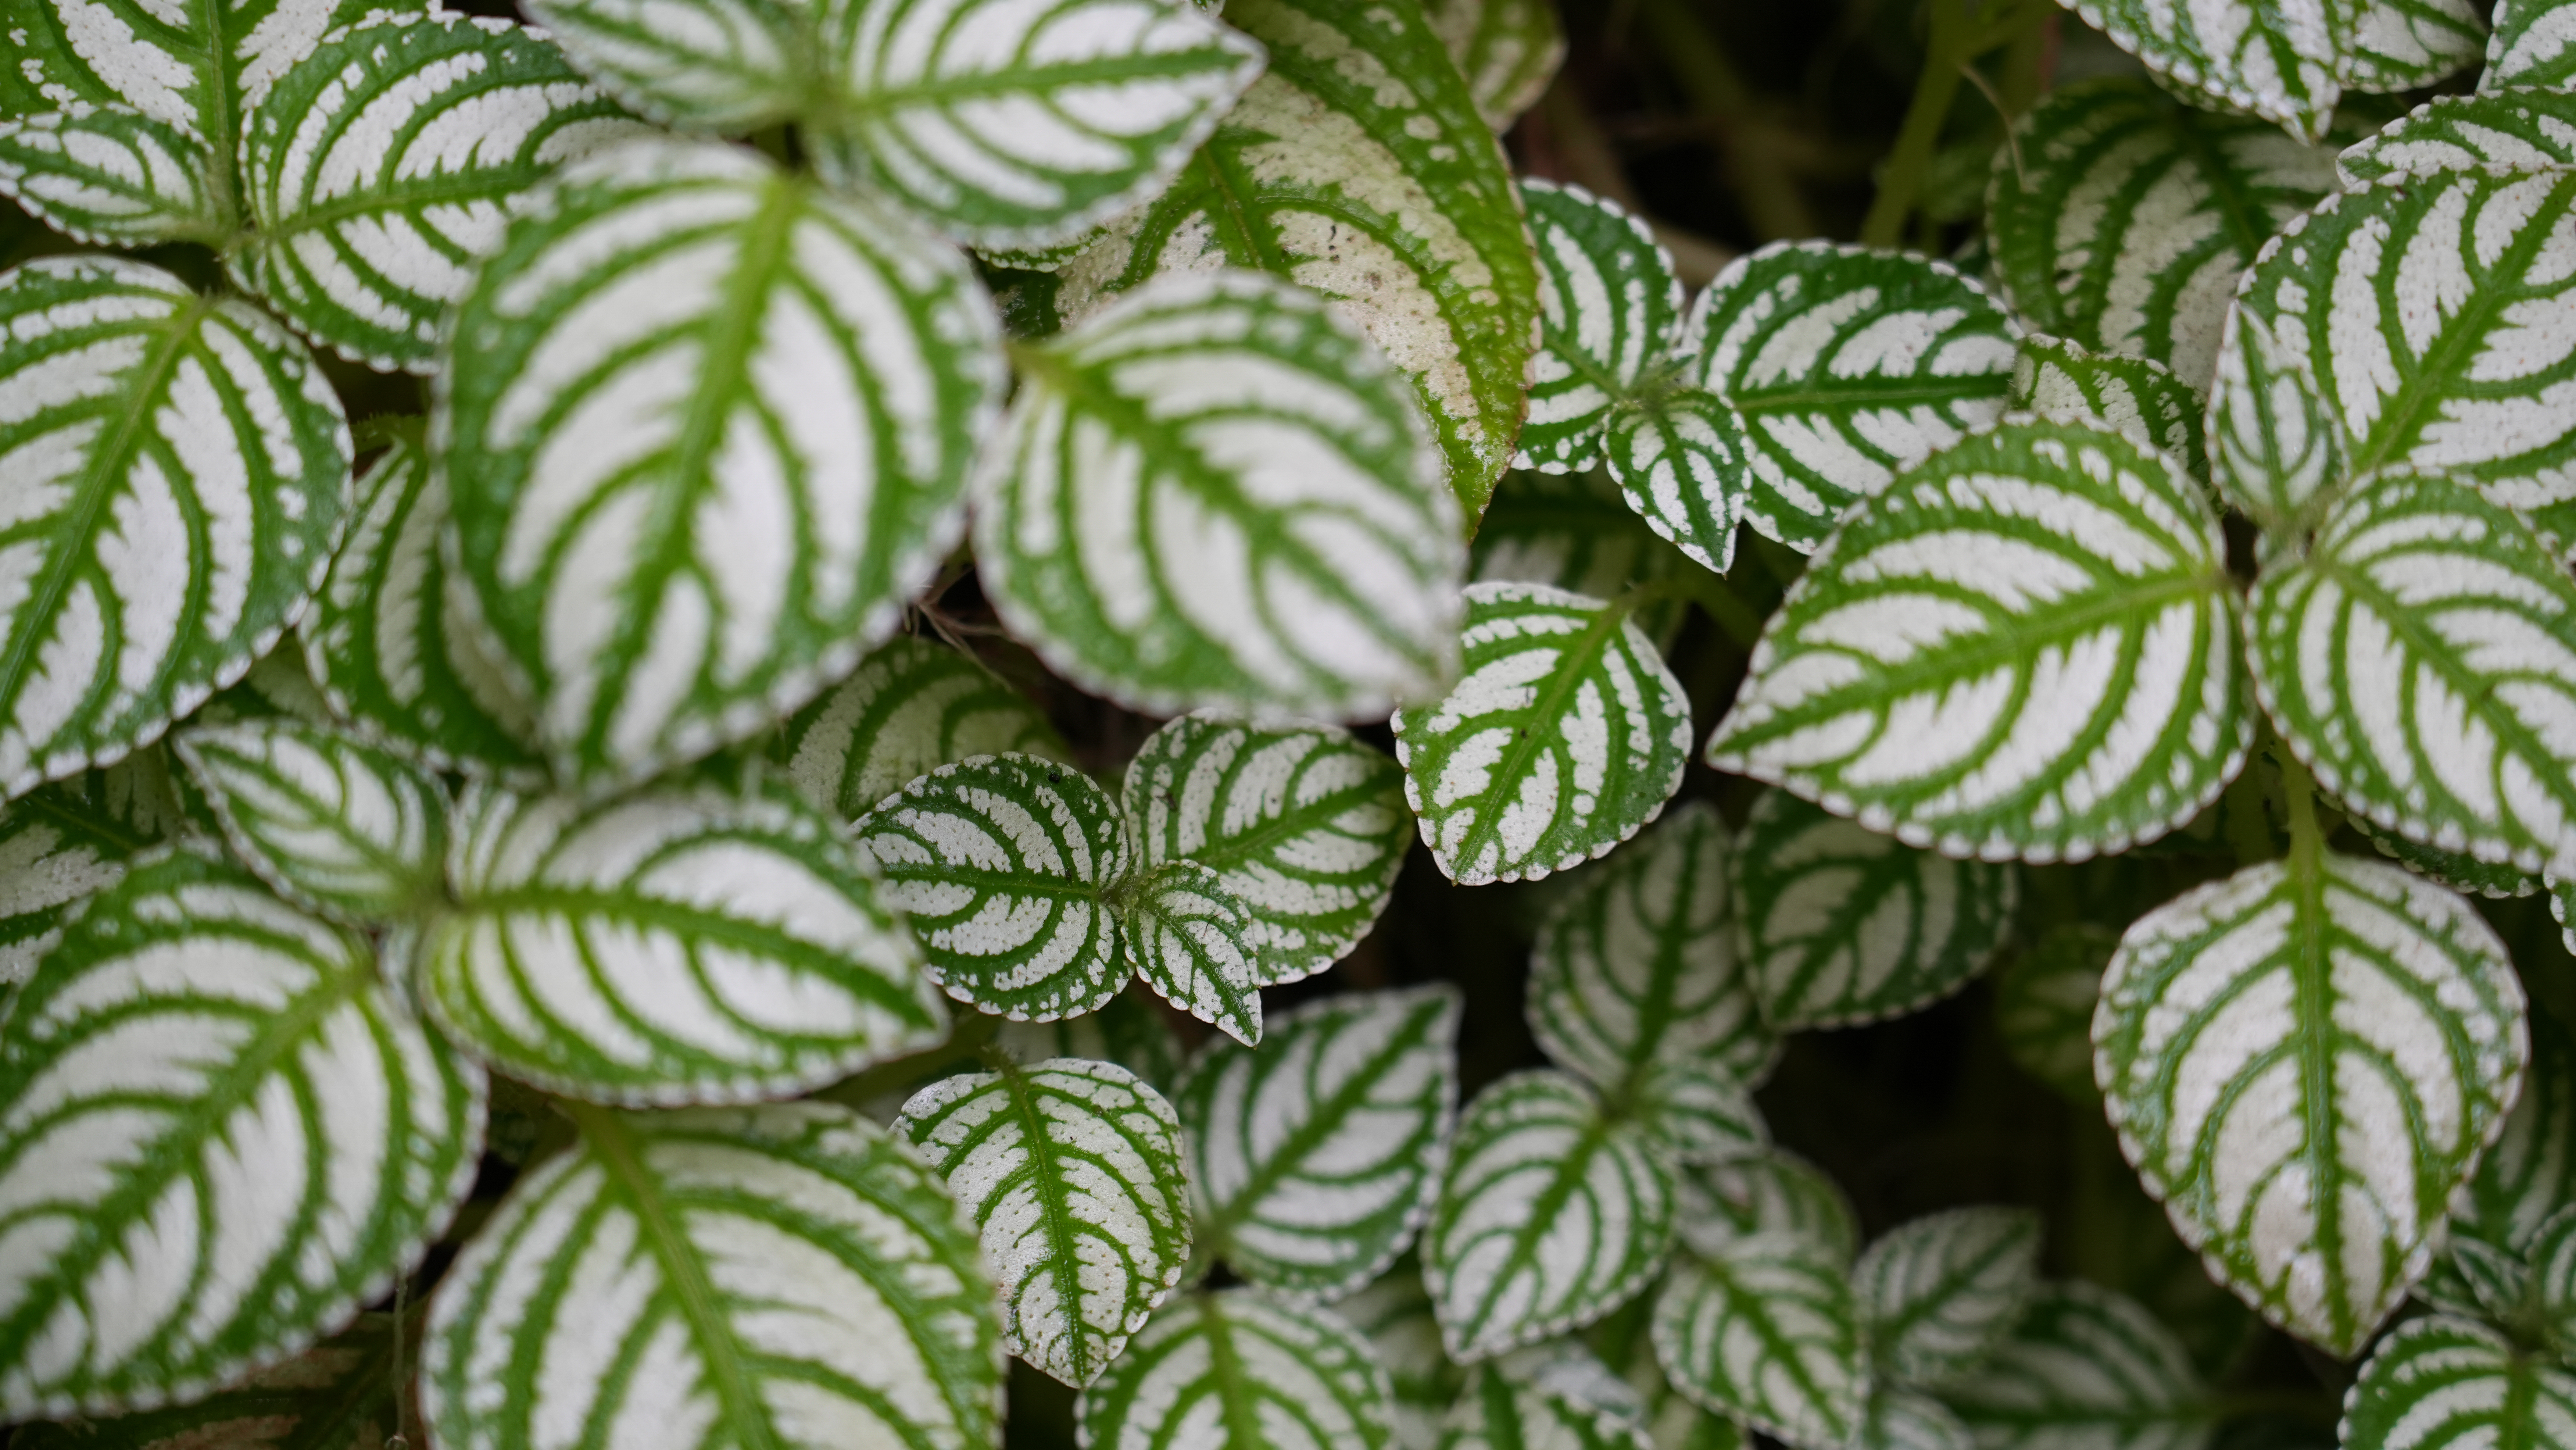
xmin=2094 ymin=850 xmax=2529 ymax=1355
xmin=1856 ymin=1208 xmax=2043 ymax=1389
xmin=1473 ymin=469 xmax=1700 ymax=606
xmin=9 ymin=1309 xmax=416 ymax=1450
xmin=1394 ymin=582 xmax=1693 ymax=888
xmin=1425 ymin=1069 xmax=1675 ymax=1361
xmin=0 ymin=851 xmax=483 ymax=1418
xmin=0 ymin=783 xmax=150 ymax=985
xmin=1115 ymin=858 xmax=1261 ymax=1045
xmin=421 ymin=1101 xmax=1005 ymax=1450
xmin=1730 ymin=791 xmax=2019 ymax=1031
xmin=1680 ymin=242 xmax=2019 ymax=553
xmin=422 ymin=774 xmax=947 ymax=1104
xmin=1938 ymin=1282 xmax=2211 ymax=1450
xmin=2346 ymin=0 xmax=2487 ymax=92
xmin=1861 ymin=1390 xmax=1975 ymax=1450
xmin=1342 ymin=1264 xmax=1464 ymax=1450
xmin=0 ymin=105 xmax=228 ymax=247
xmin=1123 ymin=714 xmax=1412 ymax=987
xmin=1707 ymin=417 xmax=2250 ymax=865
xmin=2060 ymin=0 xmax=2349 ymax=139
xmin=2457 ymin=1004 xmax=2576 ymax=1254
xmin=2418 ymin=1234 xmax=2534 ymax=1325
xmin=1047 ymin=0 xmax=1541 ymax=517
xmin=2010 ymin=335 xmax=2204 ymax=485
xmin=174 ymin=718 xmax=445 ymax=922
xmin=776 ymin=636 xmax=1068 ymax=822
xmin=1604 ymin=390 xmax=1755 ymax=576
xmin=2340 ymin=1315 xmax=2576 ymax=1450
xmin=895 ymin=1057 xmax=1191 ymax=1388
xmin=1421 ymin=0 xmax=1565 ymax=131
xmin=1078 ymin=1288 xmax=1396 ymax=1450
xmin=2488 ymin=0 xmax=2576 ymax=89
xmin=1629 ymin=1058 xmax=1767 ymax=1167
xmin=1441 ymin=1342 xmax=1654 ymax=1450
xmin=1516 ymin=181 xmax=1687 ymax=474
xmin=2339 ymin=89 xmax=2576 ymax=185
xmin=1675 ymin=1150 xmax=1861 ymax=1267
xmin=2205 ymin=308 xmax=2346 ymax=534
xmin=437 ymin=135 xmax=1002 ymax=789
xmin=2229 ymin=168 xmax=2576 ymax=509
xmin=994 ymin=985 xmax=1184 ymax=1090
xmin=2248 ymin=469 xmax=2576 ymax=880
xmin=1989 ymin=78 xmax=2343 ymax=390
xmin=0 ymin=255 xmax=350 ymax=799
xmin=2357 ymin=817 xmax=2541 ymax=899
xmin=1995 ymin=924 xmax=2117 ymax=1103
xmin=855 ymin=753 xmax=1130 ymax=1023
xmin=1528 ymin=800 xmax=1774 ymax=1093
xmin=2533 ymin=1206 xmax=2576 ymax=1350
xmin=518 ymin=0 xmax=814 ymax=132
xmin=1652 ymin=1232 xmax=1868 ymax=1450
xmin=1179 ymin=984 xmax=1461 ymax=1301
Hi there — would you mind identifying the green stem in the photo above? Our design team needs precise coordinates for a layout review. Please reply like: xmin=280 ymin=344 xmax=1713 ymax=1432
xmin=1861 ymin=0 xmax=1974 ymax=248
xmin=2273 ymin=738 xmax=2322 ymax=871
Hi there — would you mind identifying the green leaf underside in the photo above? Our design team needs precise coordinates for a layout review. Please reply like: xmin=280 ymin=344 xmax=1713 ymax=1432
xmin=1440 ymin=1343 xmax=1654 ymax=1450
xmin=2206 ymin=307 xmax=2345 ymax=533
xmin=2340 ymin=89 xmax=2576 ymax=185
xmin=2489 ymin=0 xmax=2576 ymax=88
xmin=2011 ymin=335 xmax=2204 ymax=486
xmin=1515 ymin=180 xmax=1686 ymax=475
xmin=1990 ymin=79 xmax=2343 ymax=391
xmin=2061 ymin=0 xmax=2354 ymax=139
xmin=421 ymin=1102 xmax=1005 ymax=1450
xmin=1707 ymin=417 xmax=2250 ymax=865
xmin=976 ymin=269 xmax=1463 ymax=723
xmin=2231 ymin=168 xmax=2576 ymax=510
xmin=896 ymin=1057 xmax=1191 ymax=1388
xmin=1652 ymin=1232 xmax=1867 ymax=1449
xmin=1732 ymin=791 xmax=2019 ymax=1030
xmin=1939 ymin=1282 xmax=2212 ymax=1450
xmin=2094 ymin=850 xmax=2528 ymax=1355
xmin=1077 ymin=1288 xmax=1397 ymax=1450
xmin=1676 ymin=1150 xmax=1861 ymax=1267
xmin=1123 ymin=714 xmax=1412 ymax=987
xmin=421 ymin=775 xmax=947 ymax=1104
xmin=1856 ymin=1208 xmax=2043 ymax=1389
xmin=1180 ymin=984 xmax=1461 ymax=1300
xmin=10 ymin=1310 xmax=411 ymax=1449
xmin=1684 ymin=242 xmax=2018 ymax=553
xmin=437 ymin=135 xmax=1001 ymax=790
xmin=1395 ymin=582 xmax=1693 ymax=887
xmin=0 ymin=105 xmax=229 ymax=247
xmin=0 ymin=782 xmax=147 ymax=985
xmin=1339 ymin=1259 xmax=1467 ymax=1450
xmin=175 ymin=718 xmax=445 ymax=922
xmin=1048 ymin=0 xmax=1542 ymax=519
xmin=2459 ymin=1005 xmax=2576 ymax=1254
xmin=1116 ymin=858 xmax=1262 ymax=1044
xmin=303 ymin=433 xmax=544 ymax=780
xmin=0 ymin=256 xmax=351 ymax=800
xmin=0 ymin=851 xmax=483 ymax=1419
xmin=2341 ymin=1315 xmax=2576 ymax=1450
xmin=776 ymin=635 xmax=1069 ymax=823
xmin=1425 ymin=1068 xmax=1674 ymax=1361
xmin=1995 ymin=924 xmax=2117 ymax=1102
xmin=854 ymin=752 xmax=1130 ymax=1022
xmin=1421 ymin=0 xmax=1566 ymax=131
xmin=993 ymin=985 xmax=1184 ymax=1091
xmin=1528 ymin=800 xmax=1774 ymax=1092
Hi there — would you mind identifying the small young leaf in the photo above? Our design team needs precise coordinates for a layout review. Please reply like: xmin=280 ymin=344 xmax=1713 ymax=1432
xmin=422 ymin=1102 xmax=1004 ymax=1450
xmin=1440 ymin=1342 xmax=1654 ymax=1450
xmin=2010 ymin=335 xmax=2204 ymax=485
xmin=0 ymin=105 xmax=229 ymax=247
xmin=0 ymin=785 xmax=147 ymax=985
xmin=1732 ymin=791 xmax=2019 ymax=1031
xmin=994 ymin=986 xmax=1184 ymax=1091
xmin=2458 ymin=1006 xmax=2576 ymax=1254
xmin=1080 ymin=1289 xmax=1398 ymax=1449
xmin=1707 ymin=417 xmax=2251 ymax=865
xmin=1116 ymin=858 xmax=1261 ymax=1045
xmin=2488 ymin=0 xmax=2576 ymax=89
xmin=1179 ymin=985 xmax=1461 ymax=1301
xmin=776 ymin=636 xmax=1069 ymax=822
xmin=896 ymin=1057 xmax=1192 ymax=1388
xmin=2094 ymin=851 xmax=2529 ymax=1355
xmin=2432 ymin=1235 xmax=2537 ymax=1326
xmin=2205 ymin=308 xmax=2346 ymax=534
xmin=1425 ymin=1069 xmax=1676 ymax=1361
xmin=1421 ymin=0 xmax=1566 ymax=131
xmin=1994 ymin=924 xmax=2117 ymax=1103
xmin=175 ymin=719 xmax=447 ymax=922
xmin=2061 ymin=0 xmax=2347 ymax=139
xmin=1860 ymin=1390 xmax=1975 ymax=1450
xmin=2339 ymin=89 xmax=2576 ymax=185
xmin=1854 ymin=1208 xmax=2043 ymax=1388
xmin=1394 ymin=582 xmax=1694 ymax=888
xmin=1630 ymin=1058 xmax=1767 ymax=1167
xmin=1652 ymin=1232 xmax=1868 ymax=1450
xmin=1676 ymin=1149 xmax=1861 ymax=1267
xmin=0 ymin=852 xmax=484 ymax=1419
xmin=2340 ymin=1314 xmax=2576 ymax=1450
xmin=1604 ymin=390 xmax=1754 ymax=575
xmin=1516 ymin=181 xmax=1687 ymax=474
xmin=1938 ymin=1282 xmax=2211 ymax=1450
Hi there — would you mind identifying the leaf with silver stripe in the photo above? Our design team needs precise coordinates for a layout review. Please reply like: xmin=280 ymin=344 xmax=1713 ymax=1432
xmin=1994 ymin=924 xmax=2117 ymax=1104
xmin=422 ymin=773 xmax=947 ymax=1104
xmin=0 ymin=781 xmax=149 ymax=986
xmin=2094 ymin=850 xmax=2529 ymax=1355
xmin=2205 ymin=308 xmax=2346 ymax=535
xmin=10 ymin=1309 xmax=414 ymax=1450
xmin=1515 ymin=181 xmax=1688 ymax=475
xmin=2340 ymin=90 xmax=2576 ymax=185
xmin=776 ymin=636 xmax=1069 ymax=824
xmin=994 ymin=986 xmax=1184 ymax=1092
xmin=2060 ymin=0 xmax=2349 ymax=140
xmin=1116 ymin=859 xmax=1260 ymax=1045
xmin=1439 ymin=1341 xmax=1653 ymax=1450
xmin=175 ymin=718 xmax=447 ymax=922
xmin=0 ymin=106 xmax=228 ymax=248
xmin=1855 ymin=1208 xmax=2043 ymax=1389
xmin=519 ymin=0 xmax=816 ymax=132
xmin=1679 ymin=242 xmax=2018 ymax=553
xmin=1652 ymin=1231 xmax=1867 ymax=1450
xmin=2010 ymin=335 xmax=2203 ymax=486
xmin=2340 ymin=1314 xmax=2576 ymax=1450
xmin=1425 ymin=1068 xmax=1675 ymax=1361
xmin=2489 ymin=0 xmax=2576 ymax=88
xmin=1630 ymin=1059 xmax=1766 ymax=1168
xmin=1605 ymin=391 xmax=1755 ymax=576
xmin=421 ymin=1101 xmax=1004 ymax=1450
xmin=1179 ymin=984 xmax=1461 ymax=1301
xmin=1421 ymin=0 xmax=1564 ymax=131
xmin=2456 ymin=1000 xmax=2575 ymax=1255
xmin=436 ymin=135 xmax=1003 ymax=790
xmin=1340 ymin=1258 xmax=1467 ymax=1450
xmin=1078 ymin=1288 xmax=1397 ymax=1450
xmin=896 ymin=1056 xmax=1190 ymax=1388
xmin=2534 ymin=1206 xmax=2576 ymax=1347
xmin=1938 ymin=1282 xmax=2211 ymax=1450
xmin=1676 ymin=1150 xmax=1860 ymax=1267
xmin=1395 ymin=582 xmax=1693 ymax=888
xmin=1861 ymin=1390 xmax=1974 ymax=1450
xmin=2415 ymin=1234 xmax=2533 ymax=1324
xmin=0 ymin=851 xmax=484 ymax=1419
xmin=2346 ymin=0 xmax=2487 ymax=91
xmin=1707 ymin=417 xmax=2251 ymax=865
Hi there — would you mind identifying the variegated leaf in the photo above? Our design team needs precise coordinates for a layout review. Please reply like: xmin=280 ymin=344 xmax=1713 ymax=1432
xmin=2536 ymin=1206 xmax=2576 ymax=1349
xmin=1528 ymin=800 xmax=1774 ymax=1093
xmin=0 ymin=851 xmax=483 ymax=1419
xmin=174 ymin=718 xmax=446 ymax=922
xmin=2095 ymin=850 xmax=2529 ymax=1355
xmin=1077 ymin=1288 xmax=1397 ymax=1450
xmin=2340 ymin=1314 xmax=2576 ymax=1450
xmin=421 ymin=1101 xmax=1005 ymax=1450
xmin=437 ymin=135 xmax=1002 ymax=790
xmin=1116 ymin=858 xmax=1260 ymax=1045
xmin=2417 ymin=1234 xmax=2534 ymax=1324
xmin=2346 ymin=0 xmax=2487 ymax=91
xmin=1516 ymin=181 xmax=1687 ymax=475
xmin=1340 ymin=1258 xmax=1466 ymax=1450
xmin=1855 ymin=1208 xmax=2043 ymax=1388
xmin=1706 ymin=417 xmax=2251 ymax=865
xmin=1421 ymin=0 xmax=1565 ymax=131
xmin=1440 ymin=1341 xmax=1653 ymax=1450
xmin=2358 ymin=819 xmax=2541 ymax=899
xmin=2205 ymin=308 xmax=2346 ymax=533
xmin=1473 ymin=469 xmax=1700 ymax=606
xmin=1994 ymin=924 xmax=2117 ymax=1103
xmin=2489 ymin=0 xmax=2576 ymax=88
xmin=1861 ymin=1390 xmax=1975 ymax=1450
xmin=2010 ymin=335 xmax=2204 ymax=485
xmin=0 ymin=780 xmax=151 ymax=985
xmin=977 ymin=269 xmax=1464 ymax=722
xmin=1630 ymin=1058 xmax=1766 ymax=1167
xmin=1123 ymin=714 xmax=1412 ymax=988
xmin=895 ymin=1056 xmax=1191 ymax=1387
xmin=1989 ymin=78 xmax=2343 ymax=391
xmin=1425 ymin=1068 xmax=1675 ymax=1361
xmin=516 ymin=0 xmax=814 ymax=132
xmin=1605 ymin=390 xmax=1754 ymax=576
xmin=1394 ymin=582 xmax=1693 ymax=888
xmin=1652 ymin=1232 xmax=1868 ymax=1450
xmin=1679 ymin=242 xmax=2018 ymax=553
xmin=2457 ymin=1003 xmax=2575 ymax=1254
xmin=776 ymin=636 xmax=1069 ymax=823
xmin=1047 ymin=0 xmax=1541 ymax=517
xmin=1675 ymin=1150 xmax=1861 ymax=1267
xmin=2340 ymin=89 xmax=2576 ymax=185
xmin=0 ymin=105 xmax=228 ymax=247
xmin=422 ymin=774 xmax=948 ymax=1104
xmin=2061 ymin=0 xmax=2349 ymax=140
xmin=1731 ymin=791 xmax=2019 ymax=1031
xmin=993 ymin=985 xmax=1184 ymax=1090
xmin=2229 ymin=168 xmax=2576 ymax=509
xmin=1180 ymin=985 xmax=1461 ymax=1301
xmin=0 ymin=255 xmax=350 ymax=799
xmin=1939 ymin=1282 xmax=2211 ymax=1450
xmin=10 ymin=1310 xmax=415 ymax=1450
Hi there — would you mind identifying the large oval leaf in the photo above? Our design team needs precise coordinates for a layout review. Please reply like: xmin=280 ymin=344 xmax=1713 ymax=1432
xmin=1939 ymin=1282 xmax=2211 ymax=1450
xmin=1706 ymin=417 xmax=2250 ymax=865
xmin=421 ymin=1101 xmax=1004 ymax=1450
xmin=1076 ymin=1288 xmax=1396 ymax=1450
xmin=2061 ymin=0 xmax=2349 ymax=140
xmin=0 ymin=851 xmax=483 ymax=1418
xmin=175 ymin=717 xmax=447 ymax=922
xmin=1652 ymin=1232 xmax=1867 ymax=1450
xmin=436 ymin=135 xmax=1003 ymax=789
xmin=1854 ymin=1208 xmax=2043 ymax=1388
xmin=2341 ymin=1314 xmax=2576 ymax=1450
xmin=0 ymin=780 xmax=149 ymax=985
xmin=0 ymin=256 xmax=350 ymax=799
xmin=0 ymin=105 xmax=228 ymax=248
xmin=1516 ymin=180 xmax=1687 ymax=475
xmin=2339 ymin=89 xmax=2576 ymax=184
xmin=2488 ymin=0 xmax=2576 ymax=88
xmin=975 ymin=269 xmax=1463 ymax=723
xmin=775 ymin=636 xmax=1069 ymax=823
xmin=2094 ymin=850 xmax=2529 ymax=1355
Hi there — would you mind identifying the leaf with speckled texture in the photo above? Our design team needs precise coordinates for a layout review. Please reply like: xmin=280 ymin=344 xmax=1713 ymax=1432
xmin=1653 ymin=1232 xmax=1867 ymax=1450
xmin=0 ymin=105 xmax=229 ymax=247
xmin=175 ymin=717 xmax=447 ymax=922
xmin=1077 ymin=1289 xmax=1397 ymax=1450
xmin=2010 ymin=335 xmax=2204 ymax=486
xmin=2340 ymin=89 xmax=2576 ymax=184
xmin=2489 ymin=0 xmax=2576 ymax=88
xmin=2340 ymin=1314 xmax=2576 ymax=1450
xmin=775 ymin=636 xmax=1070 ymax=823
